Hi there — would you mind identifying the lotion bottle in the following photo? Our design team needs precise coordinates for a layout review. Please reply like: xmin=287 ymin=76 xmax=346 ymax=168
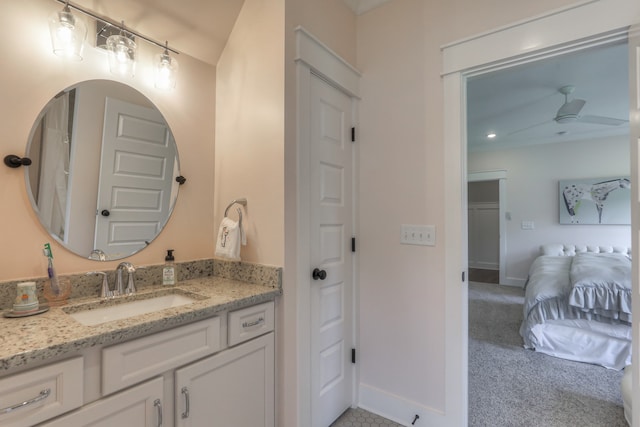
xmin=163 ymin=249 xmax=176 ymax=285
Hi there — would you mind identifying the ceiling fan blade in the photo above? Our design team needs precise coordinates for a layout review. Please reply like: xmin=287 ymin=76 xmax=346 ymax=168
xmin=556 ymin=98 xmax=586 ymax=117
xmin=506 ymin=119 xmax=552 ymax=136
xmin=578 ymin=115 xmax=628 ymax=126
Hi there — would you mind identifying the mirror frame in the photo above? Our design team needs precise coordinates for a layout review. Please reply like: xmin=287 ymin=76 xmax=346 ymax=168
xmin=24 ymin=79 xmax=182 ymax=261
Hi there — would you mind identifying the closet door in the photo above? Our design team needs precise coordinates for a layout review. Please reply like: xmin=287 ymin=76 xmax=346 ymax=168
xmin=468 ymin=202 xmax=499 ymax=270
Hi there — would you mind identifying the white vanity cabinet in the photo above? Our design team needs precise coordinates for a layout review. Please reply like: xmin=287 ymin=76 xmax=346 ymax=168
xmin=38 ymin=377 xmax=164 ymax=427
xmin=176 ymin=301 xmax=275 ymax=427
xmin=0 ymin=357 xmax=83 ymax=427
xmin=8 ymin=300 xmax=275 ymax=427
xmin=101 ymin=316 xmax=222 ymax=395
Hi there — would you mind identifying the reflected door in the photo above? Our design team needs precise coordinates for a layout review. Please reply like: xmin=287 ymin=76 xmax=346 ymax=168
xmin=95 ymin=98 xmax=175 ymax=258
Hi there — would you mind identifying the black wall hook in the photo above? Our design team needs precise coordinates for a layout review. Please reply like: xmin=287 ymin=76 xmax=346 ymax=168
xmin=176 ymin=176 xmax=186 ymax=185
xmin=4 ymin=155 xmax=32 ymax=168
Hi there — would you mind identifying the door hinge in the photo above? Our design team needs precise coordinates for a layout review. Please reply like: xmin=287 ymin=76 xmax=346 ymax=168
xmin=351 ymin=348 xmax=356 ymax=364
xmin=462 ymin=271 xmax=466 ymax=282
xmin=351 ymin=237 xmax=356 ymax=252
xmin=351 ymin=127 xmax=355 ymax=142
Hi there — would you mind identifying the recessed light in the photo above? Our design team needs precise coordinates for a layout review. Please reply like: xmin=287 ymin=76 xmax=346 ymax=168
xmin=486 ymin=132 xmax=497 ymax=139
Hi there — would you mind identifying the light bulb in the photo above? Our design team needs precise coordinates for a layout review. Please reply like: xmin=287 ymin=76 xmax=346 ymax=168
xmin=49 ymin=6 xmax=87 ymax=60
xmin=154 ymin=49 xmax=178 ymax=90
xmin=107 ymin=34 xmax=136 ymax=77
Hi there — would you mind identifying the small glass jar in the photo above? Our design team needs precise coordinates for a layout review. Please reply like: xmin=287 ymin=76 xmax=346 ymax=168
xmin=44 ymin=276 xmax=72 ymax=306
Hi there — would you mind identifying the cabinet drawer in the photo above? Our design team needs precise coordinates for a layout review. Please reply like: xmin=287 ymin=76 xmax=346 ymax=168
xmin=228 ymin=301 xmax=274 ymax=347
xmin=102 ymin=317 xmax=221 ymax=395
xmin=39 ymin=377 xmax=163 ymax=427
xmin=0 ymin=357 xmax=83 ymax=427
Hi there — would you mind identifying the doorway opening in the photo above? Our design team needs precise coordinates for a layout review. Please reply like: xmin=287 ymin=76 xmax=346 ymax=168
xmin=464 ymin=40 xmax=631 ymax=425
xmin=467 ymin=171 xmax=507 ymax=286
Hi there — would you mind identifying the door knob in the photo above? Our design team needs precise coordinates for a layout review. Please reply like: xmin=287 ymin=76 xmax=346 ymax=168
xmin=312 ymin=268 xmax=327 ymax=280
xmin=101 ymin=210 xmax=110 ymax=217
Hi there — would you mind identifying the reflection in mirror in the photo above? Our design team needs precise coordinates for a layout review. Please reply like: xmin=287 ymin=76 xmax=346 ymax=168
xmin=26 ymin=80 xmax=181 ymax=261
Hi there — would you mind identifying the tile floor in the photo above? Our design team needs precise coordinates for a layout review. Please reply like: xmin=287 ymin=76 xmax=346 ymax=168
xmin=330 ymin=408 xmax=402 ymax=427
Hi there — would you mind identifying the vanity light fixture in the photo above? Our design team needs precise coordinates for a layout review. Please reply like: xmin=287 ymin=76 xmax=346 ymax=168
xmin=106 ymin=22 xmax=137 ymax=77
xmin=154 ymin=42 xmax=179 ymax=90
xmin=48 ymin=0 xmax=87 ymax=60
xmin=51 ymin=0 xmax=180 ymax=87
xmin=486 ymin=132 xmax=497 ymax=139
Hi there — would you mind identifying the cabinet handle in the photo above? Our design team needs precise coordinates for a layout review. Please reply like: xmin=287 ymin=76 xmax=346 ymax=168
xmin=1 ymin=388 xmax=51 ymax=414
xmin=181 ymin=387 xmax=190 ymax=419
xmin=154 ymin=399 xmax=163 ymax=427
xmin=242 ymin=317 xmax=264 ymax=328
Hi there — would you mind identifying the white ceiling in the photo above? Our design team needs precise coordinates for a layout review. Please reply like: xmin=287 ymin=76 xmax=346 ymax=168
xmin=467 ymin=41 xmax=629 ymax=152
xmin=71 ymin=0 xmax=245 ymax=65
xmin=68 ymin=0 xmax=388 ymax=66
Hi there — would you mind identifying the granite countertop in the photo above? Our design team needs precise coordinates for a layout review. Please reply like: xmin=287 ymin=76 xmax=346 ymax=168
xmin=0 ymin=276 xmax=281 ymax=372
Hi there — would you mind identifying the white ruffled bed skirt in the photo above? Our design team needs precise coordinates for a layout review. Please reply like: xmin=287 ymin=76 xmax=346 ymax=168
xmin=529 ymin=319 xmax=631 ymax=370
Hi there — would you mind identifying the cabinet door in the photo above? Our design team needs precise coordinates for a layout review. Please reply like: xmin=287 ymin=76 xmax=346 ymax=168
xmin=175 ymin=332 xmax=274 ymax=427
xmin=39 ymin=377 xmax=164 ymax=427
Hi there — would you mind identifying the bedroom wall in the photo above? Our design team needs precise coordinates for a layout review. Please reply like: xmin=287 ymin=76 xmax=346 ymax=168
xmin=468 ymin=135 xmax=631 ymax=285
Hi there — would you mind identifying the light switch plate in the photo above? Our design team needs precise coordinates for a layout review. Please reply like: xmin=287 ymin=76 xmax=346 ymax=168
xmin=401 ymin=224 xmax=436 ymax=246
xmin=521 ymin=220 xmax=535 ymax=230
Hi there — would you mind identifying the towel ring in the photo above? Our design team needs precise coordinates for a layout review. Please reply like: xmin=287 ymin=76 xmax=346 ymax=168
xmin=224 ymin=198 xmax=247 ymax=227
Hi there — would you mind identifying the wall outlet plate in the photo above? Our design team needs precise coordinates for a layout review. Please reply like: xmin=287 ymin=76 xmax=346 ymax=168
xmin=401 ymin=224 xmax=436 ymax=246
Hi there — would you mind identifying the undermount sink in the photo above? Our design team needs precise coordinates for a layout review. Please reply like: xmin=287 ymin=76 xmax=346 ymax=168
xmin=63 ymin=289 xmax=206 ymax=326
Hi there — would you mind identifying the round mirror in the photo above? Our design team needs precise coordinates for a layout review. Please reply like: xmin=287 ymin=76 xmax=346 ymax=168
xmin=26 ymin=80 xmax=181 ymax=261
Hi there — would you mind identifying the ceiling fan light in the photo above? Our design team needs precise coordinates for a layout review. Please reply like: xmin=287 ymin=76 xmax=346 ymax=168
xmin=49 ymin=4 xmax=87 ymax=60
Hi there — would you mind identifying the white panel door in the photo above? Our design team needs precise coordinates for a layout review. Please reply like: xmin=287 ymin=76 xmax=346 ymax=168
xmin=94 ymin=98 xmax=175 ymax=258
xmin=309 ymin=75 xmax=354 ymax=427
xmin=629 ymin=23 xmax=640 ymax=427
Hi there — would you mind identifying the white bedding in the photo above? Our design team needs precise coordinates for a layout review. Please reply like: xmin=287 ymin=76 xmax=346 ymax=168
xmin=568 ymin=252 xmax=632 ymax=322
xmin=520 ymin=253 xmax=631 ymax=370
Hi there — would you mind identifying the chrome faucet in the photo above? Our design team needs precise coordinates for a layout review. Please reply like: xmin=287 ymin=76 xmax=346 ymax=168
xmin=87 ymin=271 xmax=112 ymax=298
xmin=116 ymin=262 xmax=137 ymax=295
xmin=88 ymin=249 xmax=107 ymax=261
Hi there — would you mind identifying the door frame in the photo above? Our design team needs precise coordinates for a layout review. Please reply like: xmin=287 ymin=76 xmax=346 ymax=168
xmin=442 ymin=0 xmax=640 ymax=424
xmin=294 ymin=27 xmax=361 ymax=427
xmin=467 ymin=171 xmax=507 ymax=285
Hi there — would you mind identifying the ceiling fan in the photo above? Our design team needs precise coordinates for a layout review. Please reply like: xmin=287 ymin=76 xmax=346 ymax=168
xmin=505 ymin=85 xmax=628 ymax=138
xmin=554 ymin=85 xmax=627 ymax=126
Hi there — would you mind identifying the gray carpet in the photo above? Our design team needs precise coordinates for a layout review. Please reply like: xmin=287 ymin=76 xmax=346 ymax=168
xmin=469 ymin=281 xmax=627 ymax=427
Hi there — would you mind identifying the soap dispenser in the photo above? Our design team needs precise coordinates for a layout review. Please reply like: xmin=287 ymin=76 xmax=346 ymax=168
xmin=163 ymin=249 xmax=176 ymax=285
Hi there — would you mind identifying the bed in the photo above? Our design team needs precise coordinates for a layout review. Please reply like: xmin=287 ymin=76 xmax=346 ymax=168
xmin=519 ymin=243 xmax=632 ymax=370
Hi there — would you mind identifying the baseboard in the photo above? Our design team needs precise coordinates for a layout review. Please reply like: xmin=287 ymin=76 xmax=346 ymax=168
xmin=501 ymin=276 xmax=526 ymax=288
xmin=358 ymin=383 xmax=449 ymax=427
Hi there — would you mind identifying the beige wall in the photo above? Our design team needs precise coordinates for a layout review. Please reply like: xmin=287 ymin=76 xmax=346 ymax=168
xmin=215 ymin=0 xmax=285 ymax=267
xmin=0 ymin=0 xmax=216 ymax=279
xmin=356 ymin=0 xmax=577 ymax=414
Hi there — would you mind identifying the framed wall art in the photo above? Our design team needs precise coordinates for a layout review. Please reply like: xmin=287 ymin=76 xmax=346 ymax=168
xmin=559 ymin=176 xmax=631 ymax=225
